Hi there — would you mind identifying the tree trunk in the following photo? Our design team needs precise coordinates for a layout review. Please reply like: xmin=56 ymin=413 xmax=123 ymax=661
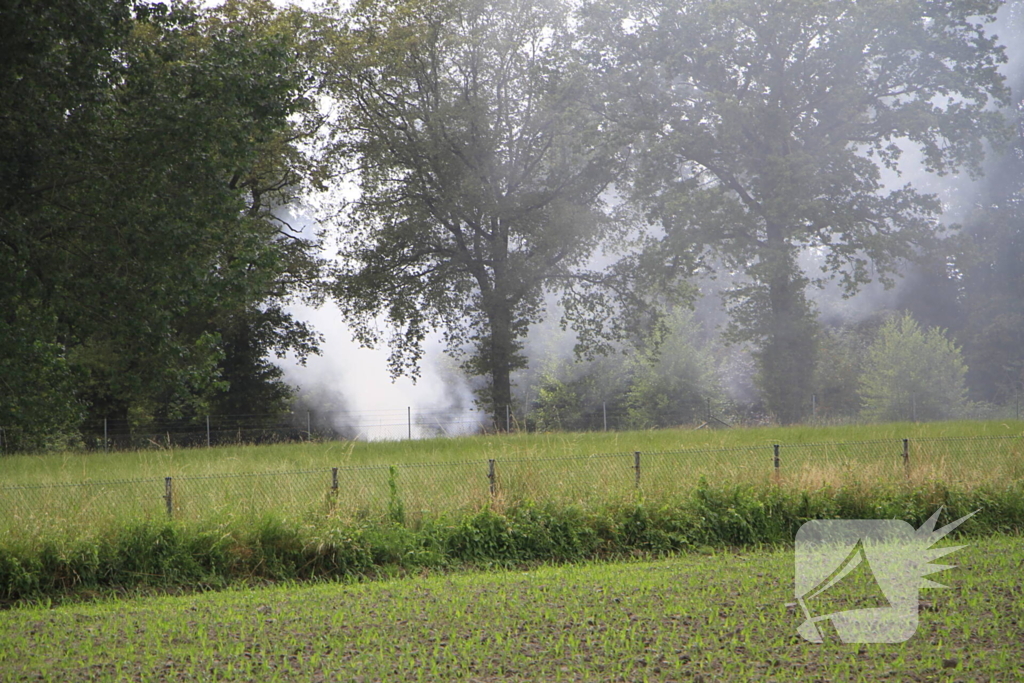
xmin=486 ymin=302 xmax=515 ymax=431
xmin=759 ymin=231 xmax=817 ymax=424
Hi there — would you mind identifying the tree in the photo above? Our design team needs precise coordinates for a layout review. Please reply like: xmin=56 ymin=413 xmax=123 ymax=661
xmin=524 ymin=306 xmax=722 ymax=430
xmin=319 ymin=0 xmax=637 ymax=426
xmin=589 ymin=0 xmax=1010 ymax=423
xmin=0 ymin=0 xmax=133 ymax=448
xmin=896 ymin=39 xmax=1024 ymax=407
xmin=0 ymin=0 xmax=324 ymax=448
xmin=810 ymin=316 xmax=883 ymax=421
xmin=527 ymin=350 xmax=633 ymax=431
xmin=624 ymin=308 xmax=722 ymax=428
xmin=859 ymin=313 xmax=968 ymax=422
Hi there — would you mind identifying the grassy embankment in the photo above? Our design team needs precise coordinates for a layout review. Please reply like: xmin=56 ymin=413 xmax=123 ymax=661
xmin=0 ymin=421 xmax=1022 ymax=605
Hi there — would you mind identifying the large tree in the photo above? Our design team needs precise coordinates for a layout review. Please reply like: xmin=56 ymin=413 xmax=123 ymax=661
xmin=589 ymin=0 xmax=1009 ymax=422
xmin=319 ymin=0 xmax=637 ymax=425
xmin=0 ymin=0 xmax=324 ymax=448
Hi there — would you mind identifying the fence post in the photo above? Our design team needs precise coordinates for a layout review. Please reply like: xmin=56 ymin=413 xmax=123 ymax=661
xmin=332 ymin=467 xmax=338 ymax=492
xmin=603 ymin=402 xmax=608 ymax=432
xmin=903 ymin=438 xmax=910 ymax=478
xmin=104 ymin=418 xmax=108 ymax=452
xmin=0 ymin=426 xmax=4 ymax=453
xmin=164 ymin=477 xmax=173 ymax=518
xmin=206 ymin=415 xmax=211 ymax=448
xmin=488 ymin=458 xmax=496 ymax=496
xmin=773 ymin=445 xmax=780 ymax=476
xmin=506 ymin=405 xmax=510 ymax=433
xmin=308 ymin=411 xmax=312 ymax=441
xmin=634 ymin=451 xmax=641 ymax=488
xmin=408 ymin=406 xmax=412 ymax=440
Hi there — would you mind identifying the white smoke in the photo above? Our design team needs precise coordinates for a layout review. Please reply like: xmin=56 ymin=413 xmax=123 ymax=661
xmin=280 ymin=300 xmax=484 ymax=439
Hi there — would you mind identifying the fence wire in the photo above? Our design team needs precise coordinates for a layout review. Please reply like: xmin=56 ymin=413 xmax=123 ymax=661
xmin=1 ymin=436 xmax=1021 ymax=536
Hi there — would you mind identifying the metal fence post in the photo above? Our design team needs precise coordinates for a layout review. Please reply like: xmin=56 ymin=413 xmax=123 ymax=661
xmin=773 ymin=444 xmax=780 ymax=476
xmin=164 ymin=477 xmax=173 ymax=518
xmin=603 ymin=403 xmax=608 ymax=432
xmin=488 ymin=459 xmax=496 ymax=496
xmin=506 ymin=405 xmax=510 ymax=433
xmin=104 ymin=418 xmax=108 ymax=452
xmin=332 ymin=467 xmax=338 ymax=492
xmin=308 ymin=411 xmax=312 ymax=441
xmin=206 ymin=415 xmax=211 ymax=448
xmin=408 ymin=406 xmax=412 ymax=440
xmin=634 ymin=451 xmax=641 ymax=488
xmin=903 ymin=438 xmax=910 ymax=478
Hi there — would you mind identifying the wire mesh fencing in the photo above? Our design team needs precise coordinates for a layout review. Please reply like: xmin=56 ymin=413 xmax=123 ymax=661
xmin=0 ymin=399 xmax=739 ymax=453
xmin=1 ymin=436 xmax=1021 ymax=537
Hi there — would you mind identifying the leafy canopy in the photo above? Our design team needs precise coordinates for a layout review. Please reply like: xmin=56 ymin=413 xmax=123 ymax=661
xmin=319 ymin=0 xmax=641 ymax=416
xmin=859 ymin=313 xmax=968 ymax=422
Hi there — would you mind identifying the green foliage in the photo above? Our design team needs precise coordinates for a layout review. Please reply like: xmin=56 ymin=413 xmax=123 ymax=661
xmin=0 ymin=0 xmax=324 ymax=448
xmin=809 ymin=319 xmax=882 ymax=421
xmin=859 ymin=314 xmax=969 ymax=422
xmin=386 ymin=466 xmax=406 ymax=526
xmin=0 ymin=313 xmax=84 ymax=451
xmin=526 ymin=308 xmax=721 ymax=430
xmin=532 ymin=373 xmax=587 ymax=432
xmin=318 ymin=0 xmax=645 ymax=421
xmin=624 ymin=309 xmax=723 ymax=428
xmin=2 ymin=481 xmax=1021 ymax=605
xmin=591 ymin=0 xmax=1010 ymax=423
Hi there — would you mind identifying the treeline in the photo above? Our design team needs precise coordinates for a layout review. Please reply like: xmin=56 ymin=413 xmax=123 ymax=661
xmin=2 ymin=0 xmax=1023 ymax=450
xmin=1 ymin=0 xmax=324 ymax=450
xmin=521 ymin=309 xmax=1010 ymax=430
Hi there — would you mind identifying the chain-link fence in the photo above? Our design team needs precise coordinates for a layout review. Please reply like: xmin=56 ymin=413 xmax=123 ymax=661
xmin=5 ymin=397 xmax=1024 ymax=453
xmin=2 ymin=436 xmax=1021 ymax=537
xmin=5 ymin=408 xmax=491 ymax=451
xmin=0 ymin=399 xmax=741 ymax=453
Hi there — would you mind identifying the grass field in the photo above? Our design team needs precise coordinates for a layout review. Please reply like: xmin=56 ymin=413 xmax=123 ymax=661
xmin=1 ymin=533 xmax=1020 ymax=682
xmin=2 ymin=421 xmax=1022 ymax=539
xmin=4 ymin=420 xmax=1024 ymax=482
xmin=2 ymin=420 xmax=1022 ymax=609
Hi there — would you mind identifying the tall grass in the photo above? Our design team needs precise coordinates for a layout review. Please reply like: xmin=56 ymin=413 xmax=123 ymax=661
xmin=2 ymin=479 xmax=1022 ymax=605
xmin=2 ymin=425 xmax=1022 ymax=540
xmin=3 ymin=420 xmax=1022 ymax=485
xmin=1 ymin=421 xmax=1022 ymax=605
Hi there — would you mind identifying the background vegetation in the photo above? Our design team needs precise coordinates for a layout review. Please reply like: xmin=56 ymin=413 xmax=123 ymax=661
xmin=3 ymin=0 xmax=1024 ymax=450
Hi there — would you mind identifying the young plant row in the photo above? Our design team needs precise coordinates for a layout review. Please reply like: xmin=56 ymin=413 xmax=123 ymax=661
xmin=5 ymin=536 xmax=1022 ymax=682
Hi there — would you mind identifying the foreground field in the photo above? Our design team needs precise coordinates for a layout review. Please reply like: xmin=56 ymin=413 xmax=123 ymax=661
xmin=1 ymin=534 xmax=1020 ymax=682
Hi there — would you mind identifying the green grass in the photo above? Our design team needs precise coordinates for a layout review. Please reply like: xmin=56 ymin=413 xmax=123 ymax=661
xmin=2 ymin=421 xmax=1022 ymax=538
xmin=2 ymin=480 xmax=1023 ymax=606
xmin=4 ymin=420 xmax=1022 ymax=484
xmin=1 ymin=421 xmax=1022 ymax=606
xmin=1 ymin=534 xmax=1020 ymax=682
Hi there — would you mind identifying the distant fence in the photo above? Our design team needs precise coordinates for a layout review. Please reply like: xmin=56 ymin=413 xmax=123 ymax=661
xmin=0 ymin=399 xmax=743 ymax=452
xmin=0 ymin=408 xmax=488 ymax=452
xmin=2 ymin=436 xmax=1021 ymax=535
